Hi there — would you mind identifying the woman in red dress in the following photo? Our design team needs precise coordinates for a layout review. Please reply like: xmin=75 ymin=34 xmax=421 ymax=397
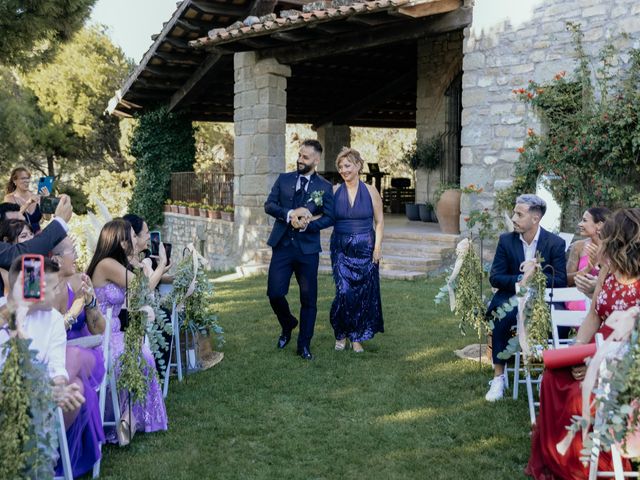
xmin=526 ymin=208 xmax=640 ymax=479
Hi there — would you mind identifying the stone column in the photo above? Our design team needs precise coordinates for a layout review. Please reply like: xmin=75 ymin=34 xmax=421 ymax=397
xmin=316 ymin=123 xmax=351 ymax=172
xmin=416 ymin=32 xmax=463 ymax=204
xmin=234 ymin=52 xmax=291 ymax=263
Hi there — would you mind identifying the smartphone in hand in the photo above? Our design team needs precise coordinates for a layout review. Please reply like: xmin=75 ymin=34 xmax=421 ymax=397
xmin=40 ymin=196 xmax=60 ymax=214
xmin=163 ymin=242 xmax=172 ymax=264
xmin=149 ymin=231 xmax=161 ymax=257
xmin=22 ymin=254 xmax=45 ymax=301
xmin=37 ymin=176 xmax=54 ymax=195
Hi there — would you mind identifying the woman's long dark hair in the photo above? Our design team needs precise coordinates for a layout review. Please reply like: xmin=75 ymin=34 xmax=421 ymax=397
xmin=0 ymin=219 xmax=31 ymax=243
xmin=122 ymin=213 xmax=144 ymax=235
xmin=86 ymin=218 xmax=134 ymax=278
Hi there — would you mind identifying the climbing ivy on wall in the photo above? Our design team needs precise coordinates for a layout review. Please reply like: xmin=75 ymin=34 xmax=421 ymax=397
xmin=128 ymin=107 xmax=196 ymax=227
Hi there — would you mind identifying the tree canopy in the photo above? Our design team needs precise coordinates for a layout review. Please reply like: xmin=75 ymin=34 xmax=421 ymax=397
xmin=0 ymin=0 xmax=97 ymax=67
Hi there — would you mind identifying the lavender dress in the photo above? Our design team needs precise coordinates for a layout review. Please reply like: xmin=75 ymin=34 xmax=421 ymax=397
xmin=95 ymin=282 xmax=168 ymax=443
xmin=55 ymin=285 xmax=105 ymax=477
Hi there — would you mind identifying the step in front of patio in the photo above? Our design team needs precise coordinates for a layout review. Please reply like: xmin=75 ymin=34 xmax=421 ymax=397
xmin=248 ymin=217 xmax=458 ymax=281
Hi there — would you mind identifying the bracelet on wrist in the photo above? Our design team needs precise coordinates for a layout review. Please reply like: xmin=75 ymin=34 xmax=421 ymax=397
xmin=86 ymin=296 xmax=97 ymax=309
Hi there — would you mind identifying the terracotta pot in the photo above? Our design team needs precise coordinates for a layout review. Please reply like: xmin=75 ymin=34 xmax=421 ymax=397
xmin=199 ymin=208 xmax=208 ymax=218
xmin=177 ymin=206 xmax=187 ymax=214
xmin=436 ymin=189 xmax=461 ymax=234
xmin=169 ymin=205 xmax=178 ymax=213
xmin=164 ymin=205 xmax=171 ymax=213
xmin=221 ymin=212 xmax=233 ymax=222
xmin=207 ymin=210 xmax=216 ymax=219
xmin=187 ymin=207 xmax=198 ymax=216
xmin=210 ymin=210 xmax=221 ymax=219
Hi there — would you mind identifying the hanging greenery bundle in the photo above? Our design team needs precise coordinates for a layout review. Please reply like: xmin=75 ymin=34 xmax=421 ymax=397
xmin=0 ymin=334 xmax=58 ymax=479
xmin=434 ymin=237 xmax=488 ymax=338
xmin=165 ymin=247 xmax=224 ymax=347
xmin=118 ymin=271 xmax=153 ymax=404
xmin=567 ymin=310 xmax=640 ymax=461
xmin=497 ymin=256 xmax=551 ymax=364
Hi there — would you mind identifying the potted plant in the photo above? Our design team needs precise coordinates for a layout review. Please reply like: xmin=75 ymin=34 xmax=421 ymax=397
xmin=187 ymin=202 xmax=199 ymax=216
xmin=198 ymin=203 xmax=209 ymax=218
xmin=401 ymin=135 xmax=443 ymax=221
xmin=164 ymin=199 xmax=172 ymax=213
xmin=221 ymin=205 xmax=234 ymax=221
xmin=176 ymin=201 xmax=187 ymax=215
xmin=435 ymin=182 xmax=461 ymax=234
xmin=209 ymin=204 xmax=221 ymax=220
xmin=418 ymin=202 xmax=436 ymax=222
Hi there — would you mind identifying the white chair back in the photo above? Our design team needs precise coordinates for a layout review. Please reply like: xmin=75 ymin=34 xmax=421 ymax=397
xmin=544 ymin=287 xmax=586 ymax=303
xmin=558 ymin=232 xmax=575 ymax=252
xmin=550 ymin=307 xmax=586 ymax=349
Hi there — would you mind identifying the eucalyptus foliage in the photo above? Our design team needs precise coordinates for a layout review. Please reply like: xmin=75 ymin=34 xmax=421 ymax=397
xmin=165 ymin=253 xmax=224 ymax=347
xmin=454 ymin=244 xmax=487 ymax=338
xmin=0 ymin=336 xmax=58 ymax=479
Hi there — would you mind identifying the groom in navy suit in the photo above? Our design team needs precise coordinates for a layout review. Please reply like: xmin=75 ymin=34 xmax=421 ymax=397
xmin=264 ymin=139 xmax=335 ymax=360
xmin=485 ymin=194 xmax=567 ymax=401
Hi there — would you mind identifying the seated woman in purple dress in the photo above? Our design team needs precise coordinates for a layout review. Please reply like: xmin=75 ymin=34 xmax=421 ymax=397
xmin=565 ymin=207 xmax=610 ymax=310
xmin=87 ymin=219 xmax=168 ymax=445
xmin=329 ymin=148 xmax=384 ymax=353
xmin=51 ymin=237 xmax=107 ymax=477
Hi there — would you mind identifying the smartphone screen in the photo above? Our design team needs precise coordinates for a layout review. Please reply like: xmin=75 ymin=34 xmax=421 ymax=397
xmin=163 ymin=242 xmax=172 ymax=263
xmin=150 ymin=231 xmax=161 ymax=257
xmin=22 ymin=255 xmax=44 ymax=301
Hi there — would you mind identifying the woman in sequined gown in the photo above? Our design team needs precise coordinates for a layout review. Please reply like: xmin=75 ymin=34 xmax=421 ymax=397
xmin=87 ymin=219 xmax=168 ymax=444
xmin=329 ymin=148 xmax=384 ymax=353
xmin=526 ymin=208 xmax=640 ymax=479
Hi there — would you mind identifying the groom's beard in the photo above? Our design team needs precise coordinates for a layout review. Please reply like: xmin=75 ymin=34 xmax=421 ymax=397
xmin=297 ymin=162 xmax=313 ymax=175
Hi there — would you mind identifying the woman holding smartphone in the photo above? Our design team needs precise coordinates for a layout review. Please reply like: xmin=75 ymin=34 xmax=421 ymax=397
xmin=4 ymin=167 xmax=46 ymax=234
xmin=87 ymin=219 xmax=168 ymax=445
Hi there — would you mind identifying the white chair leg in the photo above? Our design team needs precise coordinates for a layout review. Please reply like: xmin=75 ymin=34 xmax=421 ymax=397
xmin=525 ymin=371 xmax=537 ymax=425
xmin=55 ymin=407 xmax=73 ymax=480
xmin=174 ymin=307 xmax=183 ymax=381
xmin=162 ymin=303 xmax=183 ymax=398
xmin=513 ymin=351 xmax=521 ymax=400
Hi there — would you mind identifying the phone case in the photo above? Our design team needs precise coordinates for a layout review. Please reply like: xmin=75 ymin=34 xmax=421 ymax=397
xmin=37 ymin=176 xmax=54 ymax=195
xmin=22 ymin=254 xmax=45 ymax=302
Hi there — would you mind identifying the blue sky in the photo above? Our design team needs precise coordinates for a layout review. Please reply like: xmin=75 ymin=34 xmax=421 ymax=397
xmin=90 ymin=0 xmax=180 ymax=63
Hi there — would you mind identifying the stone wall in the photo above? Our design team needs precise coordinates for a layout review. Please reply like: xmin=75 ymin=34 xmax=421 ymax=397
xmin=161 ymin=213 xmax=236 ymax=271
xmin=461 ymin=0 xmax=640 ymax=228
xmin=416 ymin=30 xmax=464 ymax=204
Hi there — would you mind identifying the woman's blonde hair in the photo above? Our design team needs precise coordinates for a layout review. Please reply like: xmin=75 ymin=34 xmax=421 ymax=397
xmin=6 ymin=167 xmax=30 ymax=194
xmin=600 ymin=208 xmax=640 ymax=278
xmin=335 ymin=147 xmax=365 ymax=173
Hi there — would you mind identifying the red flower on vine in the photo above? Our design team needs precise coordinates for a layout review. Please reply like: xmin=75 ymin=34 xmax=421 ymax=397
xmin=517 ymin=147 xmax=525 ymax=154
xmin=554 ymin=71 xmax=566 ymax=80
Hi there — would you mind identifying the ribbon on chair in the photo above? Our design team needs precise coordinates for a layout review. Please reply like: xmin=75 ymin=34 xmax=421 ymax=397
xmin=447 ymin=238 xmax=472 ymax=312
xmin=180 ymin=243 xmax=208 ymax=309
xmin=556 ymin=306 xmax=640 ymax=456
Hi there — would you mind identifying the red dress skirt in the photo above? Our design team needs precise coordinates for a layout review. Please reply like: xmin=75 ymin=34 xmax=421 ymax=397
xmin=526 ymin=274 xmax=638 ymax=479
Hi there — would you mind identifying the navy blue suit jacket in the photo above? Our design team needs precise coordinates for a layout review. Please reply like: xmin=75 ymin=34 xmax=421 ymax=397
xmin=264 ymin=172 xmax=335 ymax=255
xmin=487 ymin=228 xmax=568 ymax=316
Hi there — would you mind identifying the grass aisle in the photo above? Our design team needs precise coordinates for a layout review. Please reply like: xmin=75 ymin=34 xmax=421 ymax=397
xmin=101 ymin=275 xmax=531 ymax=479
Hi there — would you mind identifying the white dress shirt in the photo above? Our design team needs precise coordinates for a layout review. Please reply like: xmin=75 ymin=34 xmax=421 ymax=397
xmin=287 ymin=173 xmax=313 ymax=224
xmin=519 ymin=226 xmax=541 ymax=262
xmin=0 ymin=308 xmax=68 ymax=380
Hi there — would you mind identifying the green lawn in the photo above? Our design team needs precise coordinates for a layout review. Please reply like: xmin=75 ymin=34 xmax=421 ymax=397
xmin=100 ymin=275 xmax=531 ymax=479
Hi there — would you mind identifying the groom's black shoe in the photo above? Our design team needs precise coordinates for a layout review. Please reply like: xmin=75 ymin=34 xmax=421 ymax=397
xmin=277 ymin=318 xmax=299 ymax=349
xmin=297 ymin=346 xmax=313 ymax=360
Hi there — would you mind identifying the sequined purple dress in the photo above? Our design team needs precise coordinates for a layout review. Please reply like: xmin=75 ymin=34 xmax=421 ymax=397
xmin=94 ymin=282 xmax=168 ymax=443
xmin=55 ymin=285 xmax=105 ymax=477
xmin=330 ymin=182 xmax=384 ymax=342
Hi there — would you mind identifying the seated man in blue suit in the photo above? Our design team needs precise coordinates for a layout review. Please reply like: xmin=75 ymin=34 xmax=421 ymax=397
xmin=485 ymin=194 xmax=567 ymax=401
xmin=264 ymin=139 xmax=335 ymax=360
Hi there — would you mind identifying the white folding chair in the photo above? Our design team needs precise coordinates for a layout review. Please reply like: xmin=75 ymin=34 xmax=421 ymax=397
xmin=162 ymin=300 xmax=183 ymax=398
xmin=94 ymin=308 xmax=119 ymax=478
xmin=558 ymin=232 xmax=575 ymax=252
xmin=588 ymin=334 xmax=639 ymax=480
xmin=54 ymin=407 xmax=73 ymax=480
xmin=545 ymin=288 xmax=589 ymax=349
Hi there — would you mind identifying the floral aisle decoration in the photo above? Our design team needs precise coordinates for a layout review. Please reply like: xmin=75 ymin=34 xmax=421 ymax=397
xmin=435 ymin=238 xmax=488 ymax=338
xmin=562 ymin=307 xmax=640 ymax=461
xmin=165 ymin=244 xmax=224 ymax=348
xmin=0 ymin=314 xmax=58 ymax=479
xmin=117 ymin=270 xmax=163 ymax=403
xmin=496 ymin=254 xmax=551 ymax=365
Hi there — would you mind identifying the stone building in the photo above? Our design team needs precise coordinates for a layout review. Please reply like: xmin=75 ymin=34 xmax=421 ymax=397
xmin=110 ymin=0 xmax=640 ymax=270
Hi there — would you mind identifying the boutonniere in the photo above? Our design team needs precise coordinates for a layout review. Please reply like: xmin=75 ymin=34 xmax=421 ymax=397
xmin=308 ymin=190 xmax=324 ymax=207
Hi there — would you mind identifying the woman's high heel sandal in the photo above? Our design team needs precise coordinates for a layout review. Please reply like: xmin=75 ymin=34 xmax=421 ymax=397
xmin=335 ymin=338 xmax=347 ymax=351
xmin=352 ymin=342 xmax=364 ymax=353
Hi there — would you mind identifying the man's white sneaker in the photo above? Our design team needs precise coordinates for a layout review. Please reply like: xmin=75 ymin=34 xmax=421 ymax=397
xmin=485 ymin=375 xmax=505 ymax=402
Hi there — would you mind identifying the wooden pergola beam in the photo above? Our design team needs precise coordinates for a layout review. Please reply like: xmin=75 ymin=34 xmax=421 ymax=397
xmin=311 ymin=69 xmax=416 ymax=129
xmin=155 ymin=51 xmax=203 ymax=65
xmin=190 ymin=1 xmax=249 ymax=17
xmin=261 ymin=8 xmax=471 ymax=64
xmin=395 ymin=0 xmax=462 ymax=19
xmin=168 ymin=52 xmax=223 ymax=112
